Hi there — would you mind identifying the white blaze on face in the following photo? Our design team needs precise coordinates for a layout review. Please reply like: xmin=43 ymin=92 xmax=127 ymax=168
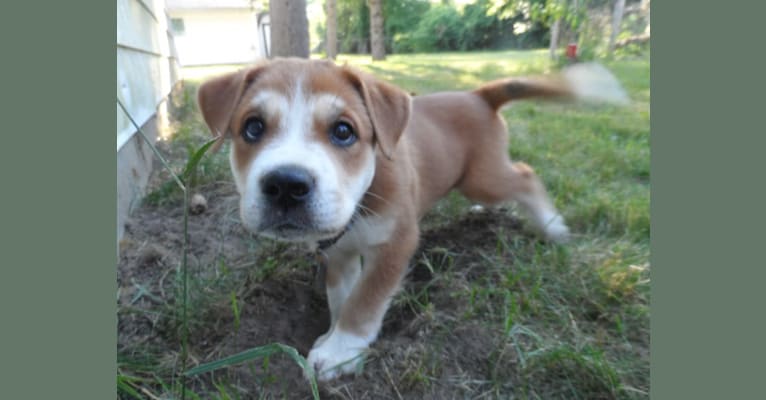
xmin=231 ymin=77 xmax=376 ymax=242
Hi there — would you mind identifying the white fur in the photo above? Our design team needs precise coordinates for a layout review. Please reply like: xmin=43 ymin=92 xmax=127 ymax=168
xmin=310 ymin=214 xmax=398 ymax=376
xmin=537 ymin=210 xmax=570 ymax=242
xmin=515 ymin=193 xmax=570 ymax=243
xmin=250 ymin=90 xmax=290 ymax=119
xmin=335 ymin=214 xmax=396 ymax=253
xmin=317 ymin=214 xmax=396 ymax=342
xmin=469 ymin=204 xmax=486 ymax=213
xmin=563 ymin=62 xmax=630 ymax=105
xmin=326 ymin=256 xmax=362 ymax=327
xmin=307 ymin=328 xmax=375 ymax=381
xmin=233 ymin=80 xmax=375 ymax=242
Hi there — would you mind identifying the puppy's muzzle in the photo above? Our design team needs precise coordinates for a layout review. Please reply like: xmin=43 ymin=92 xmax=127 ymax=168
xmin=260 ymin=165 xmax=316 ymax=210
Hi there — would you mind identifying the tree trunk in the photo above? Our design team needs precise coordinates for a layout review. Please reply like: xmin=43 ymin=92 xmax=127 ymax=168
xmin=549 ymin=18 xmax=561 ymax=61
xmin=369 ymin=0 xmax=385 ymax=61
xmin=325 ymin=0 xmax=337 ymax=60
xmin=269 ymin=0 xmax=309 ymax=58
xmin=608 ymin=0 xmax=626 ymax=54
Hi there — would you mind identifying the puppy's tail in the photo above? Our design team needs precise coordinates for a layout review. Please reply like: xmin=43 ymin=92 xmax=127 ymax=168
xmin=473 ymin=62 xmax=629 ymax=110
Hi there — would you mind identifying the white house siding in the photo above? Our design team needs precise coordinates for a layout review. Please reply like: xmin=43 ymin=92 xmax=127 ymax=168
xmin=168 ymin=8 xmax=261 ymax=66
xmin=117 ymin=0 xmax=178 ymax=149
xmin=117 ymin=0 xmax=179 ymax=246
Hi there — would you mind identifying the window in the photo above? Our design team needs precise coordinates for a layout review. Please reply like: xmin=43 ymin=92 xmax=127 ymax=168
xmin=170 ymin=18 xmax=185 ymax=35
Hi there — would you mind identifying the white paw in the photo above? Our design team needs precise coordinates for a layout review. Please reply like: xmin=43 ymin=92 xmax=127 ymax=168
xmin=469 ymin=204 xmax=486 ymax=213
xmin=306 ymin=329 xmax=371 ymax=381
xmin=312 ymin=330 xmax=330 ymax=348
xmin=541 ymin=213 xmax=570 ymax=243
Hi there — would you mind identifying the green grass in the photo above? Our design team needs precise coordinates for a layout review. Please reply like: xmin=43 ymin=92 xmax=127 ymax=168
xmin=122 ymin=49 xmax=649 ymax=399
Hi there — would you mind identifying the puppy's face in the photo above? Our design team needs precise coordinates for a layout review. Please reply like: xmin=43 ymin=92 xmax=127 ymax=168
xmin=198 ymin=59 xmax=410 ymax=243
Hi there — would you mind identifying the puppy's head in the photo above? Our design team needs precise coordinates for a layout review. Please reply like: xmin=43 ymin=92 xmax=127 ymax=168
xmin=197 ymin=59 xmax=410 ymax=243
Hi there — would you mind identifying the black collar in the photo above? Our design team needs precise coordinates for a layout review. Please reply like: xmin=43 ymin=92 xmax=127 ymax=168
xmin=317 ymin=225 xmax=349 ymax=250
xmin=316 ymin=188 xmax=374 ymax=251
xmin=316 ymin=205 xmax=364 ymax=250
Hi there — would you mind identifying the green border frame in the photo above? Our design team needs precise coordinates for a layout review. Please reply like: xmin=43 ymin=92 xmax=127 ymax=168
xmin=2 ymin=1 xmax=765 ymax=398
xmin=0 ymin=1 xmax=116 ymax=398
xmin=652 ymin=1 xmax=766 ymax=399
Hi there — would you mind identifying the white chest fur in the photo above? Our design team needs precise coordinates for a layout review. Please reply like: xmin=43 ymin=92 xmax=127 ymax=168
xmin=332 ymin=214 xmax=396 ymax=254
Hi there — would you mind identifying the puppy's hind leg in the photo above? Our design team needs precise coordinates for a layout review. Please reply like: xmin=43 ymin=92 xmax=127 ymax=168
xmin=459 ymin=160 xmax=570 ymax=242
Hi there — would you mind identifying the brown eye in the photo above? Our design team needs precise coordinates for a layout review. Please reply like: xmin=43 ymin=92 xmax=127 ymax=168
xmin=242 ymin=117 xmax=265 ymax=143
xmin=329 ymin=121 xmax=356 ymax=147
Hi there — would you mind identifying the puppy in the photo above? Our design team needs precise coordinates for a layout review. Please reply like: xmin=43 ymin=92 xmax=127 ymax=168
xmin=197 ymin=58 xmax=627 ymax=380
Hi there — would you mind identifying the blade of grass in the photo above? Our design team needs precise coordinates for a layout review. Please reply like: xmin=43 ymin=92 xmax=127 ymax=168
xmin=180 ymin=190 xmax=189 ymax=400
xmin=230 ymin=291 xmax=240 ymax=332
xmin=185 ymin=343 xmax=319 ymax=400
xmin=117 ymin=374 xmax=146 ymax=400
xmin=181 ymin=137 xmax=220 ymax=183
xmin=177 ymin=138 xmax=218 ymax=399
xmin=118 ymin=99 xmax=221 ymax=400
xmin=117 ymin=99 xmax=185 ymax=193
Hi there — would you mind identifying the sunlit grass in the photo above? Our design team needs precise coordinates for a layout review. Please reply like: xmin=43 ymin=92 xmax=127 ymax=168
xmin=339 ymin=49 xmax=551 ymax=93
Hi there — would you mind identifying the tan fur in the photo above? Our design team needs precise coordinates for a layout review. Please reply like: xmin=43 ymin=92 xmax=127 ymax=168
xmin=197 ymin=58 xmax=605 ymax=380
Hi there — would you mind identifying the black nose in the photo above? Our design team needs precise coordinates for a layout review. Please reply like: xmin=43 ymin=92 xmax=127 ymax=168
xmin=260 ymin=166 xmax=315 ymax=208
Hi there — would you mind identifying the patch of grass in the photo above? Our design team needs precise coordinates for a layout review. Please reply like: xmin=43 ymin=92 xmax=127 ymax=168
xmin=362 ymin=50 xmax=649 ymax=398
xmin=143 ymin=83 xmax=233 ymax=207
xmin=501 ymin=64 xmax=650 ymax=242
xmin=340 ymin=49 xmax=552 ymax=95
xmin=185 ymin=343 xmax=320 ymax=400
xmin=118 ymin=226 xmax=319 ymax=398
xmin=522 ymin=344 xmax=623 ymax=398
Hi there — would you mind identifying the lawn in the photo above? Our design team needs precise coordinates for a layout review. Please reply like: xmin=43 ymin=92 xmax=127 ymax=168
xmin=118 ymin=49 xmax=650 ymax=399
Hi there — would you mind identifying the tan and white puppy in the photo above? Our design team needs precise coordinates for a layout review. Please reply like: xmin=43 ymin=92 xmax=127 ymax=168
xmin=197 ymin=58 xmax=627 ymax=380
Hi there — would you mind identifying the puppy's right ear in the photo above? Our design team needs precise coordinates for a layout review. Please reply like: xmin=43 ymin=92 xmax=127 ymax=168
xmin=197 ymin=67 xmax=261 ymax=151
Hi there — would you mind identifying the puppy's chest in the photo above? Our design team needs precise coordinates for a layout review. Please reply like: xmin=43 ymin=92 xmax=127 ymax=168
xmin=334 ymin=215 xmax=396 ymax=253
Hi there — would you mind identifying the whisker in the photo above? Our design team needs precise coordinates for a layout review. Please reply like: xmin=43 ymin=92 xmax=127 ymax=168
xmin=364 ymin=190 xmax=393 ymax=207
xmin=357 ymin=204 xmax=382 ymax=219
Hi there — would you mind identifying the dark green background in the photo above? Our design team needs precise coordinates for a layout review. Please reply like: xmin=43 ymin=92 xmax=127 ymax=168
xmin=1 ymin=1 xmax=765 ymax=398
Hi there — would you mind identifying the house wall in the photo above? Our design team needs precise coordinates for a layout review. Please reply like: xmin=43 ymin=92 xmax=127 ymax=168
xmin=168 ymin=9 xmax=262 ymax=66
xmin=117 ymin=0 xmax=179 ymax=246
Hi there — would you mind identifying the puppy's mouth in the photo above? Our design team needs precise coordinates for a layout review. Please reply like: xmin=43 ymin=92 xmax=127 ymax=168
xmin=253 ymin=205 xmax=359 ymax=245
xmin=257 ymin=216 xmax=350 ymax=242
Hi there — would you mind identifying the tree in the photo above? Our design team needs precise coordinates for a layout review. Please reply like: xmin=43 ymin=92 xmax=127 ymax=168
xmin=369 ymin=0 xmax=386 ymax=60
xmin=337 ymin=0 xmax=369 ymax=54
xmin=326 ymin=0 xmax=338 ymax=59
xmin=608 ymin=0 xmax=626 ymax=54
xmin=336 ymin=0 xmax=429 ymax=55
xmin=549 ymin=16 xmax=561 ymax=60
xmin=269 ymin=0 xmax=309 ymax=58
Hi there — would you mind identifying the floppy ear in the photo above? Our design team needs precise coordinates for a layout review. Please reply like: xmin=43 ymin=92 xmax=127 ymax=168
xmin=344 ymin=69 xmax=411 ymax=159
xmin=197 ymin=67 xmax=260 ymax=151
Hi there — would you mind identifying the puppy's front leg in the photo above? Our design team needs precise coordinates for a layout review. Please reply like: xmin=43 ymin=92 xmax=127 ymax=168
xmin=313 ymin=248 xmax=362 ymax=348
xmin=308 ymin=221 xmax=419 ymax=381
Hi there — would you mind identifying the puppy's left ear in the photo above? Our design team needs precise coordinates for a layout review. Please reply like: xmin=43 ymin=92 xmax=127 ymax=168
xmin=345 ymin=69 xmax=411 ymax=159
xmin=197 ymin=66 xmax=261 ymax=151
